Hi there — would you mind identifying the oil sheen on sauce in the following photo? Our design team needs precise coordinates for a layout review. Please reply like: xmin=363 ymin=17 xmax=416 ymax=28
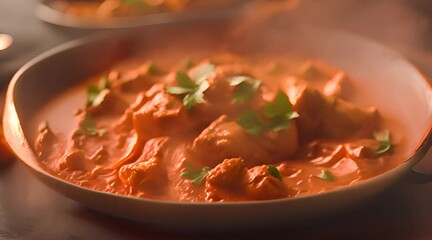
xmin=34 ymin=53 xmax=403 ymax=202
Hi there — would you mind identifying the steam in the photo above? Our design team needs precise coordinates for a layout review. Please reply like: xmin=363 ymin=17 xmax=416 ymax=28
xmin=289 ymin=0 xmax=432 ymax=76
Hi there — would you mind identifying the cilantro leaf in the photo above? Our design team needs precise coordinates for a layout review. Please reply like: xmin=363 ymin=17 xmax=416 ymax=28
xmin=229 ymin=76 xmax=261 ymax=104
xmin=268 ymin=166 xmax=283 ymax=181
xmin=146 ymin=61 xmax=159 ymax=75
xmin=121 ymin=0 xmax=149 ymax=9
xmin=74 ymin=113 xmax=107 ymax=137
xmin=176 ymin=72 xmax=198 ymax=89
xmin=182 ymin=80 xmax=209 ymax=109
xmin=190 ymin=63 xmax=215 ymax=85
xmin=165 ymin=64 xmax=215 ymax=109
xmin=164 ymin=86 xmax=192 ymax=95
xmin=86 ymin=76 xmax=110 ymax=107
xmin=182 ymin=59 xmax=195 ymax=70
xmin=87 ymin=85 xmax=100 ymax=106
xmin=181 ymin=162 xmax=211 ymax=185
xmin=264 ymin=91 xmax=293 ymax=117
xmin=264 ymin=91 xmax=299 ymax=131
xmin=237 ymin=110 xmax=266 ymax=136
xmin=373 ymin=129 xmax=392 ymax=154
xmin=268 ymin=111 xmax=300 ymax=132
xmin=316 ymin=170 xmax=335 ymax=182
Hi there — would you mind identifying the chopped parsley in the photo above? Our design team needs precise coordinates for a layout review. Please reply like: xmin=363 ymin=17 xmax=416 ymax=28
xmin=87 ymin=76 xmax=110 ymax=107
xmin=268 ymin=166 xmax=283 ymax=181
xmin=263 ymin=91 xmax=299 ymax=131
xmin=165 ymin=63 xmax=215 ymax=109
xmin=146 ymin=61 xmax=159 ymax=75
xmin=236 ymin=91 xmax=299 ymax=135
xmin=229 ymin=76 xmax=261 ymax=104
xmin=181 ymin=162 xmax=211 ymax=185
xmin=182 ymin=59 xmax=195 ymax=70
xmin=120 ymin=0 xmax=149 ymax=9
xmin=74 ymin=113 xmax=107 ymax=137
xmin=316 ymin=170 xmax=335 ymax=182
xmin=237 ymin=110 xmax=266 ymax=136
xmin=373 ymin=129 xmax=392 ymax=154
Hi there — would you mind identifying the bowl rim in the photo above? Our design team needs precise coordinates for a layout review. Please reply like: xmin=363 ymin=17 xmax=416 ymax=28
xmin=35 ymin=0 xmax=247 ymax=29
xmin=4 ymin=27 xmax=432 ymax=207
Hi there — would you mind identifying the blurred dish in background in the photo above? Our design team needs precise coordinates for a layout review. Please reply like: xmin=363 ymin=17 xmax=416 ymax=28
xmin=36 ymin=0 xmax=248 ymax=29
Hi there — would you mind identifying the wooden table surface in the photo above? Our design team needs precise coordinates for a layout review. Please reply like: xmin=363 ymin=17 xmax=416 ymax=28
xmin=1 ymin=1 xmax=432 ymax=239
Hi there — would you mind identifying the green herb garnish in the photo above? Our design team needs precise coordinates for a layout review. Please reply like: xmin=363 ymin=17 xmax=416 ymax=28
xmin=373 ymin=129 xmax=392 ymax=154
xmin=165 ymin=63 xmax=215 ymax=109
xmin=237 ymin=110 xmax=266 ymax=136
xmin=263 ymin=91 xmax=299 ymax=131
xmin=229 ymin=76 xmax=261 ymax=104
xmin=87 ymin=76 xmax=110 ymax=107
xmin=146 ymin=61 xmax=159 ymax=75
xmin=316 ymin=170 xmax=335 ymax=182
xmin=236 ymin=91 xmax=299 ymax=135
xmin=120 ymin=0 xmax=149 ymax=9
xmin=182 ymin=59 xmax=195 ymax=70
xmin=74 ymin=109 xmax=84 ymax=116
xmin=74 ymin=113 xmax=107 ymax=137
xmin=268 ymin=166 xmax=283 ymax=181
xmin=181 ymin=162 xmax=211 ymax=185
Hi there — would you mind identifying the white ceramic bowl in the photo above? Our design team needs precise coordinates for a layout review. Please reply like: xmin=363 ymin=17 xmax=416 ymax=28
xmin=3 ymin=21 xmax=432 ymax=229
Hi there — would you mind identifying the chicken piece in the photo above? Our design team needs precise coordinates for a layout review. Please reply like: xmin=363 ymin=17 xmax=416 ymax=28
xmin=192 ymin=61 xmax=264 ymax=122
xmin=132 ymin=89 xmax=197 ymax=139
xmin=206 ymin=158 xmax=248 ymax=189
xmin=113 ymin=88 xmax=184 ymax=167
xmin=191 ymin=115 xmax=298 ymax=168
xmin=35 ymin=123 xmax=56 ymax=158
xmin=89 ymin=146 xmax=109 ymax=165
xmin=117 ymin=137 xmax=169 ymax=194
xmin=87 ymin=90 xmax=129 ymax=116
xmin=293 ymin=87 xmax=378 ymax=140
xmin=344 ymin=139 xmax=380 ymax=159
xmin=291 ymin=88 xmax=330 ymax=138
xmin=140 ymin=137 xmax=170 ymax=161
xmin=118 ymin=156 xmax=168 ymax=195
xmin=321 ymin=98 xmax=378 ymax=139
xmin=246 ymin=165 xmax=289 ymax=200
xmin=194 ymin=67 xmax=242 ymax=121
xmin=205 ymin=158 xmax=248 ymax=201
xmin=310 ymin=144 xmax=347 ymax=166
xmin=111 ymin=136 xmax=169 ymax=169
xmin=323 ymin=71 xmax=349 ymax=98
xmin=58 ymin=148 xmax=94 ymax=171
xmin=113 ymin=108 xmax=134 ymax=133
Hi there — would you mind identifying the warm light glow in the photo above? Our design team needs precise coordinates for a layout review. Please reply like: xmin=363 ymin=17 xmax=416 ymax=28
xmin=0 ymin=34 xmax=13 ymax=51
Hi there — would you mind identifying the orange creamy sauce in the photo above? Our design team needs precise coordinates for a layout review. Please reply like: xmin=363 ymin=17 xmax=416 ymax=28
xmin=35 ymin=54 xmax=400 ymax=202
xmin=52 ymin=0 xmax=235 ymax=19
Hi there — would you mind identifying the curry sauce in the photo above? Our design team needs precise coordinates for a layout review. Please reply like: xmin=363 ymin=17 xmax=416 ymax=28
xmin=35 ymin=54 xmax=400 ymax=202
